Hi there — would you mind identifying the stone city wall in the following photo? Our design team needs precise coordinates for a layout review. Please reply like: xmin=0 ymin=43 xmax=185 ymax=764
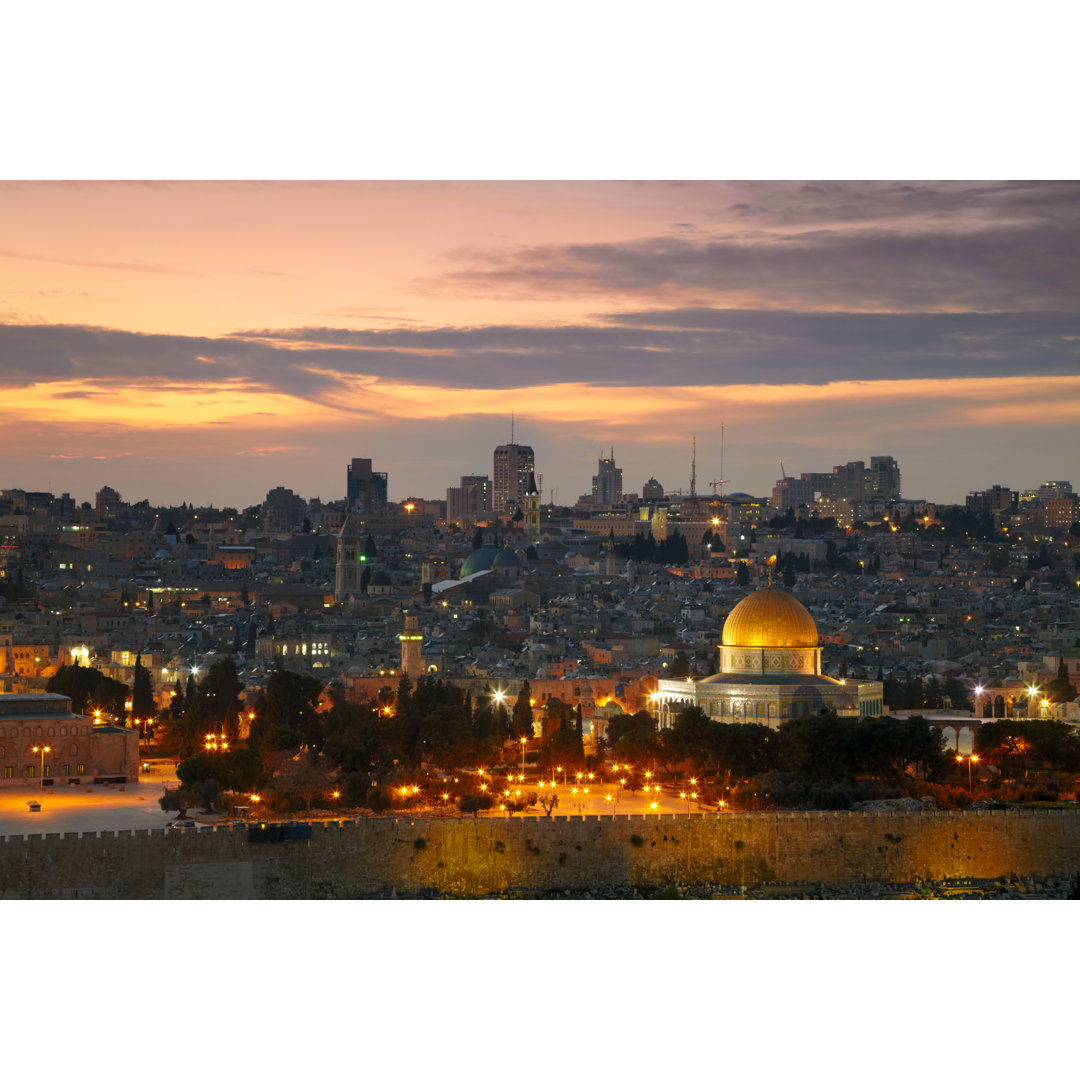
xmin=1 ymin=808 xmax=1079 ymax=899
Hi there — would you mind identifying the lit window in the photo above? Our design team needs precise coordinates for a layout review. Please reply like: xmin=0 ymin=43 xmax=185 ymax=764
xmin=77 ymin=764 xmax=85 ymax=775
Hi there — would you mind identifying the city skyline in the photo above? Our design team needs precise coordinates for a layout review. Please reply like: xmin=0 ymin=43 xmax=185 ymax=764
xmin=2 ymin=180 xmax=1078 ymax=508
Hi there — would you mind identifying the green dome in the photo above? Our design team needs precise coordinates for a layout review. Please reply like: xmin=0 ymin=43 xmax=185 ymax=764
xmin=459 ymin=544 xmax=523 ymax=578
xmin=460 ymin=546 xmax=501 ymax=578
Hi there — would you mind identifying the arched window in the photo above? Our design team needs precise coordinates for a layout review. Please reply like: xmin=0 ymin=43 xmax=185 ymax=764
xmin=70 ymin=743 xmax=78 ymax=756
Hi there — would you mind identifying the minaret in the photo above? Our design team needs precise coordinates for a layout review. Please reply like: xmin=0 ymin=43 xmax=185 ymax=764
xmin=399 ymin=613 xmax=422 ymax=678
xmin=524 ymin=471 xmax=541 ymax=546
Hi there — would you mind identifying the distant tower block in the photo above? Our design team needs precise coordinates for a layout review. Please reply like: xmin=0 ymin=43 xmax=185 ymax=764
xmin=399 ymin=614 xmax=423 ymax=678
xmin=421 ymin=562 xmax=433 ymax=602
xmin=523 ymin=471 xmax=541 ymax=546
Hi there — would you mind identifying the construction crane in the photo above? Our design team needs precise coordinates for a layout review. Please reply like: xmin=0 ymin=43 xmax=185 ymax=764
xmin=779 ymin=459 xmax=787 ymax=480
xmin=709 ymin=424 xmax=727 ymax=496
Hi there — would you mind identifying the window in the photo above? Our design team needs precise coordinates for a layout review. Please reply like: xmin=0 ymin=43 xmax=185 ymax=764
xmin=3 ymin=766 xmax=11 ymax=779
xmin=70 ymin=744 xmax=78 ymax=756
xmin=77 ymin=763 xmax=85 ymax=775
xmin=44 ymin=764 xmax=52 ymax=777
xmin=26 ymin=765 xmax=35 ymax=778
xmin=60 ymin=726 xmax=66 ymax=736
xmin=63 ymin=764 xmax=71 ymax=776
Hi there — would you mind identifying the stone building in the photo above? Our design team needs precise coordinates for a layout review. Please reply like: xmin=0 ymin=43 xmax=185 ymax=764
xmin=0 ymin=693 xmax=140 ymax=787
xmin=655 ymin=586 xmax=882 ymax=728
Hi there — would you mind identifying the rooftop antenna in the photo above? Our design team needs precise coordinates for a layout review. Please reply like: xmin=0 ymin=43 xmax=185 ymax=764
xmin=690 ymin=435 xmax=697 ymax=497
xmin=511 ymin=410 xmax=515 ymax=444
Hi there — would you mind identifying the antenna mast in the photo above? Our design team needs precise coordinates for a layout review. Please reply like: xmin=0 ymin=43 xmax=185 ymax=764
xmin=511 ymin=410 xmax=514 ymax=444
xmin=690 ymin=435 xmax=697 ymax=497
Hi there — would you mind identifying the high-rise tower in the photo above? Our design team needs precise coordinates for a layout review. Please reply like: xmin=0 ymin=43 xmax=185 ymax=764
xmin=347 ymin=458 xmax=388 ymax=513
xmin=592 ymin=449 xmax=623 ymax=507
xmin=493 ymin=443 xmax=535 ymax=514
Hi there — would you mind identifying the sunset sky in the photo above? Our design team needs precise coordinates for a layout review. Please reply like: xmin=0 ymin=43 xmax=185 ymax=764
xmin=2 ymin=179 xmax=1078 ymax=510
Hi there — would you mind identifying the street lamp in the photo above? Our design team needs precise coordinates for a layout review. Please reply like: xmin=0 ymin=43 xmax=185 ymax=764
xmin=30 ymin=744 xmax=51 ymax=792
xmin=520 ymin=735 xmax=528 ymax=772
xmin=972 ymin=684 xmax=984 ymax=718
xmin=955 ymin=753 xmax=980 ymax=793
xmin=203 ymin=726 xmax=229 ymax=752
xmin=1026 ymin=684 xmax=1041 ymax=717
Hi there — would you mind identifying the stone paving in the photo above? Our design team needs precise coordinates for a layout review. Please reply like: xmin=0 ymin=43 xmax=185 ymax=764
xmin=0 ymin=758 xmax=193 ymax=837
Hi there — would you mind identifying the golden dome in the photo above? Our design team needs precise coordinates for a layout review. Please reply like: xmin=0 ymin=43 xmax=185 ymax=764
xmin=721 ymin=587 xmax=818 ymax=649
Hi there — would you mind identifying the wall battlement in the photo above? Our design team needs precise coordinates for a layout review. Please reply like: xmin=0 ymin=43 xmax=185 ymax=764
xmin=2 ymin=809 xmax=1078 ymax=899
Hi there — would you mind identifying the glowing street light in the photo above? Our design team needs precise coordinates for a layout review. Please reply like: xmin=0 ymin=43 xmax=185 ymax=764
xmin=955 ymin=752 xmax=980 ymax=793
xmin=520 ymin=735 xmax=528 ymax=772
xmin=1026 ymin=684 xmax=1041 ymax=716
xmin=30 ymin=744 xmax=51 ymax=792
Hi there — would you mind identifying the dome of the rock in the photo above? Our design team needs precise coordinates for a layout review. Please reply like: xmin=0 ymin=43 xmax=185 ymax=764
xmin=721 ymin=587 xmax=819 ymax=649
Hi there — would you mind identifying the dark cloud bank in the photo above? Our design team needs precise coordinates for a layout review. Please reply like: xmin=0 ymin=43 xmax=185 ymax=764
xmin=1 ymin=308 xmax=1078 ymax=395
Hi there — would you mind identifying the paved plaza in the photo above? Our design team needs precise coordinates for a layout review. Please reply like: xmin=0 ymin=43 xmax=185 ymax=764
xmin=0 ymin=758 xmax=183 ymax=837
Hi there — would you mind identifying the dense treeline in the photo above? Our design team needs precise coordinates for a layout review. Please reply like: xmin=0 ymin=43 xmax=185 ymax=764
xmin=606 ymin=706 xmax=947 ymax=782
xmin=882 ymin=674 xmax=972 ymax=712
xmin=613 ymin=529 xmax=690 ymax=564
xmin=47 ymin=662 xmax=128 ymax=716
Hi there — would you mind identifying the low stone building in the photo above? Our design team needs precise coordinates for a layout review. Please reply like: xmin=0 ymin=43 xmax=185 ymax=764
xmin=0 ymin=693 xmax=140 ymax=787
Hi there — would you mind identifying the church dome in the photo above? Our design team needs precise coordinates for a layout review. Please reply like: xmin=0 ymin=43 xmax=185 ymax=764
xmin=460 ymin=544 xmax=523 ymax=578
xmin=492 ymin=547 xmax=523 ymax=569
xmin=460 ymin=545 xmax=501 ymax=578
xmin=721 ymin=587 xmax=818 ymax=649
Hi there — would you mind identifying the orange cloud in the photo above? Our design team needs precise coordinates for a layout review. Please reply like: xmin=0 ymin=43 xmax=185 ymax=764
xmin=5 ymin=374 xmax=1079 ymax=440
